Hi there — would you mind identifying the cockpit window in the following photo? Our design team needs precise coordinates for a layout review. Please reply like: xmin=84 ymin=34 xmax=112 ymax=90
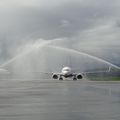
xmin=64 ymin=69 xmax=69 ymax=71
xmin=63 ymin=67 xmax=71 ymax=71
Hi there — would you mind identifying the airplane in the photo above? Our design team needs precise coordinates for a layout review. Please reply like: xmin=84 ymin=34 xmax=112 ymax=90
xmin=52 ymin=66 xmax=82 ymax=80
xmin=51 ymin=66 xmax=111 ymax=80
xmin=0 ymin=64 xmax=111 ymax=80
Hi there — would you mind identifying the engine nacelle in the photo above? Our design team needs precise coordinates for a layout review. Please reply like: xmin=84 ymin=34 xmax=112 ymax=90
xmin=52 ymin=74 xmax=58 ymax=79
xmin=76 ymin=74 xmax=83 ymax=79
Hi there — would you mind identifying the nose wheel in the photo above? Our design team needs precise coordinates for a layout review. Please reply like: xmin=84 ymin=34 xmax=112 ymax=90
xmin=59 ymin=77 xmax=63 ymax=80
xmin=73 ymin=77 xmax=77 ymax=81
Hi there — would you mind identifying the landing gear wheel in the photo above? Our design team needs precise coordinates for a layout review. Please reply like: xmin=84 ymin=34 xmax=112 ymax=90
xmin=73 ymin=77 xmax=77 ymax=81
xmin=59 ymin=77 xmax=63 ymax=80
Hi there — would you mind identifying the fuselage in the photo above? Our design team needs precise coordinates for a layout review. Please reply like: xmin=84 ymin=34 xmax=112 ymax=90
xmin=61 ymin=67 xmax=72 ymax=77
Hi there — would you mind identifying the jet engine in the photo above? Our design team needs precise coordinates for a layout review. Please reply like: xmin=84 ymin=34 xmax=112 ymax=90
xmin=52 ymin=74 xmax=58 ymax=79
xmin=76 ymin=74 xmax=83 ymax=79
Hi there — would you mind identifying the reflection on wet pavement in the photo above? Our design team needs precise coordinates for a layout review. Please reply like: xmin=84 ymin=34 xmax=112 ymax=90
xmin=0 ymin=79 xmax=120 ymax=120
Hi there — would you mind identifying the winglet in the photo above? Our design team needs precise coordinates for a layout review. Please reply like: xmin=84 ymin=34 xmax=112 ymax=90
xmin=107 ymin=66 xmax=111 ymax=72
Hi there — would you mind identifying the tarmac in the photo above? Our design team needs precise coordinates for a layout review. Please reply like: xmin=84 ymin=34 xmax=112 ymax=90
xmin=0 ymin=78 xmax=120 ymax=120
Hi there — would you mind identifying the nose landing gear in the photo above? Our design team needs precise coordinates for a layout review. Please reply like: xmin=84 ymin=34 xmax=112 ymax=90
xmin=59 ymin=76 xmax=63 ymax=80
xmin=73 ymin=77 xmax=77 ymax=81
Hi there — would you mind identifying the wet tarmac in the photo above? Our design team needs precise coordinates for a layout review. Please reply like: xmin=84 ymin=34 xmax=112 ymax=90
xmin=0 ymin=79 xmax=120 ymax=120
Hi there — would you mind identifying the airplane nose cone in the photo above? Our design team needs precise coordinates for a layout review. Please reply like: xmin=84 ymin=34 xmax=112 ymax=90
xmin=63 ymin=71 xmax=69 ymax=75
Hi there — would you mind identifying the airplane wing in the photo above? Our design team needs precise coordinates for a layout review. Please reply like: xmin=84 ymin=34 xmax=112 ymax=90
xmin=9 ymin=71 xmax=65 ymax=77
xmin=27 ymin=72 xmax=63 ymax=76
xmin=0 ymin=68 xmax=10 ymax=74
xmin=9 ymin=71 xmax=53 ymax=75
xmin=81 ymin=66 xmax=111 ymax=75
xmin=71 ymin=66 xmax=111 ymax=76
xmin=9 ymin=71 xmax=63 ymax=80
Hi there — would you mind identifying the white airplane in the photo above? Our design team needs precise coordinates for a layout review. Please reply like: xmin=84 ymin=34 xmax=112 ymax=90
xmin=51 ymin=66 xmax=111 ymax=80
xmin=1 ymin=65 xmax=110 ymax=80
xmin=52 ymin=66 xmax=82 ymax=80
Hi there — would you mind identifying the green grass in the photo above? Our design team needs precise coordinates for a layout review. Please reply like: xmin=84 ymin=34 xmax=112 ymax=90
xmin=88 ymin=77 xmax=120 ymax=81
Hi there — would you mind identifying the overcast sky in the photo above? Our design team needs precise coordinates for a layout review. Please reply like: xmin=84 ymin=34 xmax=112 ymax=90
xmin=0 ymin=0 xmax=120 ymax=65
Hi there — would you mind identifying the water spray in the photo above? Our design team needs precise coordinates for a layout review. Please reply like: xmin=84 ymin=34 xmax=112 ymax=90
xmin=48 ymin=45 xmax=120 ymax=70
xmin=1 ymin=39 xmax=120 ymax=73
xmin=0 ymin=40 xmax=52 ymax=68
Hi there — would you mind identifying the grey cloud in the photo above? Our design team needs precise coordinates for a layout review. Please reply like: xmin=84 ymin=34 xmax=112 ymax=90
xmin=0 ymin=0 xmax=120 ymax=66
xmin=0 ymin=0 xmax=118 ymax=38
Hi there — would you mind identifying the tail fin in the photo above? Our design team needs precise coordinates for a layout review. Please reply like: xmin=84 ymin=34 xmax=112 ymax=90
xmin=66 ymin=55 xmax=71 ymax=67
